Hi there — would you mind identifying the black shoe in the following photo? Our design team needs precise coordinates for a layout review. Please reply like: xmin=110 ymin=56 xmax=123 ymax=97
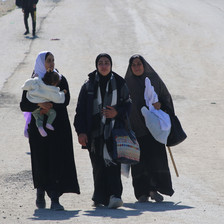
xmin=138 ymin=195 xmax=149 ymax=203
xmin=36 ymin=198 xmax=46 ymax=209
xmin=50 ymin=201 xmax=64 ymax=211
xmin=32 ymin=31 xmax=36 ymax=37
xmin=24 ymin=31 xmax=29 ymax=35
xmin=150 ymin=191 xmax=164 ymax=202
xmin=36 ymin=188 xmax=46 ymax=208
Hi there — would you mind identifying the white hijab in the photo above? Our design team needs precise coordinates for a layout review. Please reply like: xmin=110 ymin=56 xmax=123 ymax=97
xmin=34 ymin=51 xmax=62 ymax=79
xmin=34 ymin=51 xmax=48 ymax=78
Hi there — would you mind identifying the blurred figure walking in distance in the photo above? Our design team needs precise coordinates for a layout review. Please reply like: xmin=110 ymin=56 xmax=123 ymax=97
xmin=22 ymin=0 xmax=38 ymax=36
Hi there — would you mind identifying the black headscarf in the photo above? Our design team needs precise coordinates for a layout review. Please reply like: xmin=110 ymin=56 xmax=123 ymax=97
xmin=95 ymin=53 xmax=113 ymax=100
xmin=95 ymin=53 xmax=112 ymax=69
xmin=125 ymin=54 xmax=174 ymax=137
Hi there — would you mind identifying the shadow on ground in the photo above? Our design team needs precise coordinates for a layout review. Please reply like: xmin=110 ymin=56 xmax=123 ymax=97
xmin=29 ymin=209 xmax=81 ymax=221
xmin=83 ymin=201 xmax=193 ymax=220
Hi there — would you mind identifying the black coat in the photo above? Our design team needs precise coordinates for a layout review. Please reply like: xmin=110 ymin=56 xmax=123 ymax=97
xmin=20 ymin=75 xmax=80 ymax=195
xmin=74 ymin=71 xmax=131 ymax=151
xmin=22 ymin=0 xmax=38 ymax=9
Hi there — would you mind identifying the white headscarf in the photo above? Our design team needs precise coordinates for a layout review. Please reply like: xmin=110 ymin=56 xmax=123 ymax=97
xmin=34 ymin=51 xmax=48 ymax=78
xmin=34 ymin=51 xmax=62 ymax=79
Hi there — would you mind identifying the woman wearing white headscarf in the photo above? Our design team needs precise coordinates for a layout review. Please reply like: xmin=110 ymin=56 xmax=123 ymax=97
xmin=125 ymin=54 xmax=174 ymax=203
xmin=20 ymin=51 xmax=80 ymax=210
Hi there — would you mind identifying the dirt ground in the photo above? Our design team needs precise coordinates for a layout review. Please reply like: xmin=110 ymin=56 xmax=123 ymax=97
xmin=0 ymin=0 xmax=224 ymax=223
xmin=0 ymin=0 xmax=16 ymax=17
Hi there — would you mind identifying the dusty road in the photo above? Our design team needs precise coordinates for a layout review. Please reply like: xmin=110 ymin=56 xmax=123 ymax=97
xmin=0 ymin=0 xmax=224 ymax=223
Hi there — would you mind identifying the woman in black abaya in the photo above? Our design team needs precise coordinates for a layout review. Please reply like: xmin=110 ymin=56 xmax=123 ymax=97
xmin=125 ymin=54 xmax=174 ymax=202
xmin=74 ymin=53 xmax=131 ymax=208
xmin=20 ymin=51 xmax=80 ymax=210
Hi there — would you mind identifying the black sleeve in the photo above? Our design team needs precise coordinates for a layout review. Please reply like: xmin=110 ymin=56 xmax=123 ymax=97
xmin=158 ymin=79 xmax=175 ymax=115
xmin=22 ymin=0 xmax=26 ymax=9
xmin=20 ymin=90 xmax=39 ymax=112
xmin=74 ymin=84 xmax=88 ymax=135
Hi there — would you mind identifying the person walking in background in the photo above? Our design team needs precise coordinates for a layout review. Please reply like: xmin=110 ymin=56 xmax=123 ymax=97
xmin=20 ymin=51 xmax=80 ymax=210
xmin=22 ymin=0 xmax=38 ymax=36
xmin=74 ymin=53 xmax=131 ymax=209
xmin=125 ymin=54 xmax=174 ymax=203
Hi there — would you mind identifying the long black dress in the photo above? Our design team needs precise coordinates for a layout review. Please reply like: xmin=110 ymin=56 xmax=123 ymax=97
xmin=20 ymin=75 xmax=80 ymax=196
xmin=127 ymin=75 xmax=174 ymax=199
xmin=74 ymin=71 xmax=131 ymax=205
xmin=125 ymin=55 xmax=174 ymax=200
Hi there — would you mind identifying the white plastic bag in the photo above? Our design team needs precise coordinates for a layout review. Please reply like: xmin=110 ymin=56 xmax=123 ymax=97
xmin=141 ymin=106 xmax=171 ymax=144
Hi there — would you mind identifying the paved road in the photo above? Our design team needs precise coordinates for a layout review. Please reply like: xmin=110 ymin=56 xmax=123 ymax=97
xmin=0 ymin=0 xmax=224 ymax=223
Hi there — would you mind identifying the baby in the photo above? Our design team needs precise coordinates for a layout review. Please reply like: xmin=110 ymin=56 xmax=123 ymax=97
xmin=22 ymin=71 xmax=67 ymax=137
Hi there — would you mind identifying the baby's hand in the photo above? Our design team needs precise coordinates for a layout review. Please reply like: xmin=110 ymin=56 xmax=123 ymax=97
xmin=152 ymin=102 xmax=161 ymax=110
xmin=63 ymin=89 xmax=67 ymax=94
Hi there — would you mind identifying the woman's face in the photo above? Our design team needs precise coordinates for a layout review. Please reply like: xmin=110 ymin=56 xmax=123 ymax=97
xmin=45 ymin=53 xmax=55 ymax=72
xmin=131 ymin=58 xmax=144 ymax=76
xmin=97 ymin=57 xmax=111 ymax=76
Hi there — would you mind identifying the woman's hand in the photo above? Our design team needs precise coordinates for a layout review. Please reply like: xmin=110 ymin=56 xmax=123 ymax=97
xmin=38 ymin=102 xmax=53 ymax=114
xmin=78 ymin=133 xmax=88 ymax=147
xmin=46 ymin=68 xmax=53 ymax=73
xmin=102 ymin=106 xmax=118 ymax=118
xmin=152 ymin=102 xmax=161 ymax=110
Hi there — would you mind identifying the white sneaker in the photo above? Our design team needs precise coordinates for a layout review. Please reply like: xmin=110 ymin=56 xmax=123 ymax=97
xmin=108 ymin=195 xmax=123 ymax=209
xmin=92 ymin=202 xmax=104 ymax=208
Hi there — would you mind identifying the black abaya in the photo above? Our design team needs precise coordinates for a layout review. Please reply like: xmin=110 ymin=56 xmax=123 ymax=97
xmin=125 ymin=54 xmax=175 ymax=200
xmin=131 ymin=132 xmax=174 ymax=199
xmin=20 ymin=76 xmax=80 ymax=195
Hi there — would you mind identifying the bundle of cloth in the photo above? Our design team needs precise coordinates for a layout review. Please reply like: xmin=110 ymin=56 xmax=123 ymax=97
xmin=141 ymin=77 xmax=171 ymax=144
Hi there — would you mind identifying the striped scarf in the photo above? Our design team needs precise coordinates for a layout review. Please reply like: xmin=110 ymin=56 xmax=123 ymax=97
xmin=91 ymin=72 xmax=117 ymax=165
